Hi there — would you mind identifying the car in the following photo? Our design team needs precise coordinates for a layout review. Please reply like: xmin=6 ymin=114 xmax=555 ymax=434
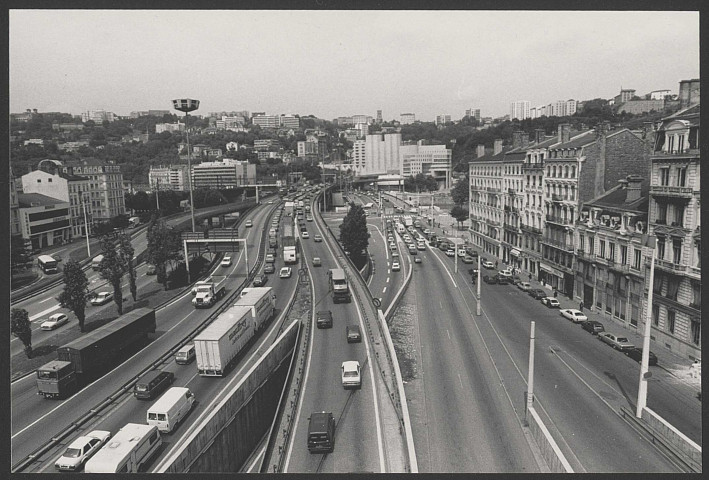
xmin=414 ymin=256 xmax=422 ymax=264
xmin=341 ymin=361 xmax=362 ymax=389
xmin=309 ymin=257 xmax=321 ymax=268
xmin=265 ymin=254 xmax=275 ymax=263
xmin=529 ymin=289 xmax=548 ymax=300
xmin=483 ymin=275 xmax=498 ymax=284
xmin=41 ymin=313 xmax=69 ymax=331
xmin=417 ymin=243 xmax=426 ymax=251
xmin=517 ymin=282 xmax=532 ymax=292
xmin=146 ymin=264 xmax=157 ymax=275
xmin=245 ymin=219 xmax=253 ymax=227
xmin=560 ymin=309 xmax=588 ymax=323
xmin=423 ymin=229 xmax=431 ymax=235
xmin=253 ymin=274 xmax=268 ymax=287
xmin=409 ymin=247 xmax=417 ymax=255
xmin=458 ymin=248 xmax=467 ymax=257
xmin=625 ymin=347 xmax=658 ymax=365
xmin=392 ymin=251 xmax=399 ymax=259
xmin=346 ymin=325 xmax=362 ymax=343
xmin=389 ymin=242 xmax=397 ymax=251
xmin=541 ymin=297 xmax=560 ymax=308
xmin=221 ymin=256 xmax=233 ymax=267
xmin=279 ymin=267 xmax=292 ymax=278
xmin=90 ymin=292 xmax=113 ymax=306
xmin=461 ymin=255 xmax=476 ymax=264
xmin=316 ymin=310 xmax=333 ymax=328
xmin=598 ymin=332 xmax=635 ymax=351
xmin=482 ymin=260 xmax=495 ymax=269
xmin=387 ymin=236 xmax=394 ymax=243
xmin=392 ymin=261 xmax=401 ymax=272
xmin=314 ymin=234 xmax=322 ymax=242
xmin=580 ymin=320 xmax=605 ymax=334
xmin=496 ymin=275 xmax=511 ymax=285
xmin=264 ymin=263 xmax=275 ymax=274
xmin=55 ymin=430 xmax=111 ymax=471
xmin=445 ymin=249 xmax=456 ymax=257
xmin=468 ymin=267 xmax=479 ymax=276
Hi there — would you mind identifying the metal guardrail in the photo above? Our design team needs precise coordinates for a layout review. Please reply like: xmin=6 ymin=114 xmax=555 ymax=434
xmin=11 ymin=201 xmax=275 ymax=473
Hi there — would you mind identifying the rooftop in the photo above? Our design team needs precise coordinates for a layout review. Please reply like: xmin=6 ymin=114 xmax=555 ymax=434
xmin=18 ymin=192 xmax=67 ymax=208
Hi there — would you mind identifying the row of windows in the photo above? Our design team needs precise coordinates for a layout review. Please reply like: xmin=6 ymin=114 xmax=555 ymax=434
xmin=546 ymin=164 xmax=577 ymax=178
xmin=657 ymin=165 xmax=688 ymax=187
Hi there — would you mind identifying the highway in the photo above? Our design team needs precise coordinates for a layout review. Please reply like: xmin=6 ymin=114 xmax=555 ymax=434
xmin=10 ymin=200 xmax=285 ymax=470
xmin=283 ymin=194 xmax=385 ymax=473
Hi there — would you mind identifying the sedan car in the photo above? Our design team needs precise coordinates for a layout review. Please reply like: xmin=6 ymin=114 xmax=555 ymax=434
xmin=279 ymin=267 xmax=292 ymax=278
xmin=517 ymin=282 xmax=532 ymax=292
xmin=461 ymin=255 xmax=476 ymax=264
xmin=580 ymin=320 xmax=605 ymax=334
xmin=253 ymin=274 xmax=268 ymax=287
xmin=391 ymin=261 xmax=401 ymax=272
xmin=314 ymin=234 xmax=322 ymax=242
xmin=445 ymin=249 xmax=456 ymax=257
xmin=245 ymin=219 xmax=253 ymax=227
xmin=55 ymin=430 xmax=111 ymax=471
xmin=90 ymin=292 xmax=113 ymax=306
xmin=41 ymin=313 xmax=69 ymax=331
xmin=341 ymin=360 xmax=362 ymax=389
xmin=483 ymin=275 xmax=498 ymax=284
xmin=625 ymin=347 xmax=658 ymax=365
xmin=560 ymin=309 xmax=588 ymax=323
xmin=389 ymin=242 xmax=397 ymax=251
xmin=312 ymin=257 xmax=322 ymax=267
xmin=265 ymin=254 xmax=275 ymax=264
xmin=598 ymin=332 xmax=635 ymax=351
xmin=221 ymin=256 xmax=233 ymax=267
xmin=264 ymin=263 xmax=276 ymax=274
xmin=529 ymin=289 xmax=548 ymax=300
xmin=346 ymin=325 xmax=362 ymax=343
xmin=482 ymin=260 xmax=495 ymax=269
xmin=417 ymin=243 xmax=426 ymax=251
xmin=541 ymin=297 xmax=560 ymax=308
xmin=302 ymin=231 xmax=310 ymax=239
xmin=414 ymin=256 xmax=422 ymax=264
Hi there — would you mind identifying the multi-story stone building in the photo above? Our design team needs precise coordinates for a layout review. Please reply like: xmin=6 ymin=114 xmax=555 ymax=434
xmin=501 ymin=132 xmax=528 ymax=267
xmin=541 ymin=122 xmax=652 ymax=298
xmin=645 ymin=103 xmax=701 ymax=360
xmin=468 ymin=139 xmax=509 ymax=258
xmin=252 ymin=114 xmax=280 ymax=129
xmin=576 ymin=175 xmax=649 ymax=329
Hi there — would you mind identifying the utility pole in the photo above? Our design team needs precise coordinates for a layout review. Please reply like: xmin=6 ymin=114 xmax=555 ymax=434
xmin=476 ymin=255 xmax=481 ymax=316
xmin=636 ymin=235 xmax=657 ymax=418
xmin=82 ymin=192 xmax=91 ymax=257
xmin=525 ymin=321 xmax=536 ymax=425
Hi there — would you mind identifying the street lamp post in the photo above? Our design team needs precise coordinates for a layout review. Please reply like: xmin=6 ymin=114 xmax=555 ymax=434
xmin=81 ymin=192 xmax=91 ymax=257
xmin=172 ymin=98 xmax=200 ymax=233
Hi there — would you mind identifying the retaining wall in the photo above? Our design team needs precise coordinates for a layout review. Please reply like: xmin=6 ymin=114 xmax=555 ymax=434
xmin=642 ymin=407 xmax=702 ymax=466
xmin=527 ymin=407 xmax=573 ymax=473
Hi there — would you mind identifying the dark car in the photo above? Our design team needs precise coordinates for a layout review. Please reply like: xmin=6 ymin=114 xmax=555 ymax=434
xmin=483 ymin=275 xmax=498 ymax=284
xmin=346 ymin=325 xmax=362 ymax=343
xmin=317 ymin=310 xmax=333 ymax=329
xmin=264 ymin=263 xmax=276 ymax=274
xmin=253 ymin=274 xmax=268 ymax=287
xmin=529 ymin=289 xmax=547 ymax=299
xmin=496 ymin=275 xmax=511 ymax=285
xmin=625 ymin=347 xmax=658 ymax=365
xmin=580 ymin=320 xmax=605 ymax=334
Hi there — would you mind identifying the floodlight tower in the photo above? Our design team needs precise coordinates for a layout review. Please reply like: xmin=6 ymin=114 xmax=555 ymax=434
xmin=172 ymin=98 xmax=200 ymax=232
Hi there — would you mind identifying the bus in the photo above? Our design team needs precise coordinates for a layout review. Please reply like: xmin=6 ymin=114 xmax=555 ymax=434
xmin=84 ymin=423 xmax=162 ymax=473
xmin=37 ymin=255 xmax=58 ymax=274
xmin=363 ymin=202 xmax=374 ymax=209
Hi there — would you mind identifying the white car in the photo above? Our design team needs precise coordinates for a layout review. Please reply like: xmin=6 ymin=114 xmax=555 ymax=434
xmin=221 ymin=256 xmax=233 ymax=267
xmin=302 ymin=231 xmax=310 ymax=239
xmin=482 ymin=260 xmax=495 ymax=269
xmin=41 ymin=313 xmax=69 ymax=331
xmin=341 ymin=360 xmax=362 ymax=389
xmin=279 ymin=267 xmax=292 ymax=278
xmin=314 ymin=234 xmax=323 ymax=242
xmin=423 ymin=229 xmax=431 ymax=235
xmin=598 ymin=332 xmax=635 ymax=351
xmin=458 ymin=248 xmax=467 ymax=257
xmin=392 ymin=261 xmax=401 ymax=272
xmin=265 ymin=254 xmax=275 ymax=263
xmin=560 ymin=309 xmax=588 ymax=323
xmin=55 ymin=430 xmax=111 ymax=471
xmin=540 ymin=297 xmax=560 ymax=308
xmin=446 ymin=249 xmax=456 ymax=257
xmin=517 ymin=282 xmax=532 ymax=292
xmin=90 ymin=292 xmax=113 ymax=306
xmin=245 ymin=220 xmax=253 ymax=227
xmin=417 ymin=243 xmax=426 ymax=251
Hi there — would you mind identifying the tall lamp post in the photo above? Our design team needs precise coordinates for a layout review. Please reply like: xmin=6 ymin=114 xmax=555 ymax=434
xmin=172 ymin=98 xmax=199 ymax=232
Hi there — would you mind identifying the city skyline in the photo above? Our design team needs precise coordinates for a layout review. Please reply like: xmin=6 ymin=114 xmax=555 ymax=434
xmin=10 ymin=10 xmax=699 ymax=121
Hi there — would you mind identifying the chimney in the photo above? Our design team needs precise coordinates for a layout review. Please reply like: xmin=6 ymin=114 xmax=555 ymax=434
xmin=558 ymin=123 xmax=571 ymax=144
xmin=535 ymin=129 xmax=545 ymax=144
xmin=625 ymin=174 xmax=643 ymax=203
xmin=493 ymin=139 xmax=503 ymax=155
xmin=512 ymin=131 xmax=522 ymax=148
xmin=476 ymin=144 xmax=486 ymax=158
xmin=594 ymin=121 xmax=610 ymax=197
xmin=520 ymin=132 xmax=529 ymax=148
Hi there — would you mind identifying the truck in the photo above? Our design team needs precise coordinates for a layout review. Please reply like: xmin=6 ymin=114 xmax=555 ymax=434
xmin=192 ymin=275 xmax=227 ymax=308
xmin=284 ymin=201 xmax=295 ymax=217
xmin=282 ymin=222 xmax=298 ymax=264
xmin=193 ymin=306 xmax=255 ymax=377
xmin=269 ymin=235 xmax=278 ymax=249
xmin=328 ymin=268 xmax=351 ymax=304
xmin=128 ymin=216 xmax=141 ymax=228
xmin=36 ymin=308 xmax=156 ymax=399
xmin=403 ymin=215 xmax=413 ymax=227
xmin=235 ymin=287 xmax=277 ymax=327
xmin=91 ymin=254 xmax=104 ymax=271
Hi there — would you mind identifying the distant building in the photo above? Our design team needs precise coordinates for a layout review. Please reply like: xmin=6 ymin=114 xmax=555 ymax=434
xmin=400 ymin=113 xmax=416 ymax=125
xmin=352 ymin=114 xmax=372 ymax=125
xmin=254 ymin=139 xmax=281 ymax=151
xmin=510 ymin=100 xmax=531 ymax=120
xmin=17 ymin=192 xmax=72 ymax=249
xmin=614 ymin=88 xmax=637 ymax=105
xmin=363 ymin=133 xmax=402 ymax=175
xmin=617 ymin=99 xmax=665 ymax=115
xmin=678 ymin=79 xmax=700 ymax=109
xmin=435 ymin=114 xmax=451 ymax=125
xmin=352 ymin=139 xmax=366 ymax=174
xmin=297 ymin=140 xmax=318 ymax=157
xmin=355 ymin=122 xmax=369 ymax=137
xmin=155 ymin=122 xmax=184 ymax=134
xmin=465 ymin=108 xmax=481 ymax=122
xmin=10 ymin=168 xmax=22 ymax=238
xmin=57 ymin=158 xmax=126 ymax=222
xmin=376 ymin=110 xmax=383 ymax=124
xmin=400 ymin=141 xmax=451 ymax=189
xmin=81 ymin=110 xmax=115 ymax=123
xmin=252 ymin=114 xmax=280 ymax=129
xmin=280 ymin=115 xmax=300 ymax=129
xmin=191 ymin=158 xmax=256 ymax=189
xmin=149 ymin=164 xmax=190 ymax=191
xmin=649 ymin=89 xmax=672 ymax=100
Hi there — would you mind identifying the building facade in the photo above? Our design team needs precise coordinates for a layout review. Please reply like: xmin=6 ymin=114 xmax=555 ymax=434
xmin=400 ymin=113 xmax=416 ymax=125
xmin=363 ymin=133 xmax=402 ymax=175
xmin=400 ymin=142 xmax=452 ymax=189
xmin=155 ymin=122 xmax=184 ymax=133
xmin=252 ymin=114 xmax=280 ymax=129
xmin=501 ymin=132 xmax=529 ymax=267
xmin=81 ymin=110 xmax=115 ymax=123
xmin=645 ymin=103 xmax=701 ymax=360
xmin=17 ymin=193 xmax=72 ymax=249
xmin=191 ymin=159 xmax=256 ymax=189
xmin=510 ymin=100 xmax=531 ymax=120
xmin=10 ymin=168 xmax=22 ymax=237
xmin=352 ymin=139 xmax=366 ymax=174
xmin=149 ymin=164 xmax=190 ymax=191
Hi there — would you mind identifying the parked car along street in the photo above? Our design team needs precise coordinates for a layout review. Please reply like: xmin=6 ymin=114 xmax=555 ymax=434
xmin=560 ymin=308 xmax=588 ymax=323
xmin=598 ymin=332 xmax=635 ymax=351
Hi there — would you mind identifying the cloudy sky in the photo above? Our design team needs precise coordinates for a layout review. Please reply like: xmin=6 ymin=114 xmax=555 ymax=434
xmin=9 ymin=9 xmax=699 ymax=121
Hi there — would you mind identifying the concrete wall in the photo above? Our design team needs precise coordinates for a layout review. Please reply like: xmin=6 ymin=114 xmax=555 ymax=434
xmin=642 ymin=407 xmax=702 ymax=466
xmin=527 ymin=407 xmax=573 ymax=473
xmin=156 ymin=322 xmax=298 ymax=472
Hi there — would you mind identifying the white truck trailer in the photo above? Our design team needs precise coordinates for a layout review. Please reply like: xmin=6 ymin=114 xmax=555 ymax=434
xmin=192 ymin=275 xmax=227 ymax=308
xmin=236 ymin=287 xmax=276 ymax=327
xmin=193 ymin=305 xmax=254 ymax=376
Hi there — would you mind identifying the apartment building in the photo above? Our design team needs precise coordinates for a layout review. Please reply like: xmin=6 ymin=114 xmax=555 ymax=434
xmin=352 ymin=140 xmax=366 ymax=174
xmin=297 ymin=140 xmax=318 ymax=157
xmin=81 ymin=110 xmax=115 ymax=123
xmin=149 ymin=164 xmax=190 ymax=191
xmin=435 ymin=114 xmax=452 ymax=125
xmin=465 ymin=109 xmax=481 ymax=122
xmin=400 ymin=141 xmax=452 ymax=189
xmin=363 ymin=133 xmax=402 ymax=175
xmin=645 ymin=103 xmax=701 ymax=360
xmin=254 ymin=139 xmax=281 ymax=151
xmin=155 ymin=122 xmax=184 ymax=134
xmin=400 ymin=113 xmax=416 ymax=125
xmin=510 ymin=101 xmax=531 ymax=120
xmin=191 ymin=158 xmax=256 ymax=189
xmin=10 ymin=168 xmax=22 ymax=237
xmin=17 ymin=193 xmax=72 ymax=249
xmin=501 ymin=132 xmax=528 ymax=267
xmin=376 ymin=110 xmax=383 ymax=124
xmin=280 ymin=115 xmax=301 ymax=129
xmin=252 ymin=114 xmax=280 ymax=129
xmin=468 ymin=139 xmax=509 ymax=258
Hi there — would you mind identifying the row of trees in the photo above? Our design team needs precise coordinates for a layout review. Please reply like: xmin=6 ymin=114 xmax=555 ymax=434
xmin=339 ymin=203 xmax=369 ymax=269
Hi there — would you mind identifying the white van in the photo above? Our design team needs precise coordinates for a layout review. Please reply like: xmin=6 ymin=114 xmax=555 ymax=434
xmin=147 ymin=387 xmax=195 ymax=433
xmin=175 ymin=344 xmax=196 ymax=364
xmin=84 ymin=423 xmax=162 ymax=473
xmin=396 ymin=224 xmax=406 ymax=234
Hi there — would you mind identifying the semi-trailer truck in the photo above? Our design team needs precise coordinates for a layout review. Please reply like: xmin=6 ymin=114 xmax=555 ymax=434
xmin=282 ymin=222 xmax=298 ymax=264
xmin=328 ymin=268 xmax=351 ymax=303
xmin=36 ymin=308 xmax=156 ymax=399
xmin=191 ymin=275 xmax=227 ymax=308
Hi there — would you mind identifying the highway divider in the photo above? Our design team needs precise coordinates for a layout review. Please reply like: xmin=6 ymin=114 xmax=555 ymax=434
xmin=527 ymin=406 xmax=574 ymax=473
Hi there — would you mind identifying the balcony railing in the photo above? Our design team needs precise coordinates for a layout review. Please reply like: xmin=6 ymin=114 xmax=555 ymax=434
xmin=488 ymin=219 xmax=501 ymax=227
xmin=508 ymin=188 xmax=517 ymax=195
xmin=541 ymin=237 xmax=574 ymax=251
xmin=546 ymin=214 xmax=571 ymax=225
xmin=487 ymin=187 xmax=501 ymax=193
xmin=520 ymin=224 xmax=543 ymax=235
xmin=522 ymin=163 xmax=544 ymax=170
xmin=653 ymin=258 xmax=687 ymax=273
xmin=652 ymin=148 xmax=700 ymax=157
xmin=650 ymin=185 xmax=693 ymax=198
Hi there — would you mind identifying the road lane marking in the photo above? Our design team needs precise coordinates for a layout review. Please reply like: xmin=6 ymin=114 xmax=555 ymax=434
xmin=29 ymin=305 xmax=61 ymax=321
xmin=386 ymin=277 xmax=390 ymax=283
xmin=38 ymin=297 xmax=54 ymax=304
xmin=447 ymin=329 xmax=451 ymax=340
xmin=382 ymin=287 xmax=387 ymax=294
xmin=458 ymin=373 xmax=464 ymax=388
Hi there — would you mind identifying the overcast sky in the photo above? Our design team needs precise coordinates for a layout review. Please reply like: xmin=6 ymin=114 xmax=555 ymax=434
xmin=9 ymin=9 xmax=699 ymax=122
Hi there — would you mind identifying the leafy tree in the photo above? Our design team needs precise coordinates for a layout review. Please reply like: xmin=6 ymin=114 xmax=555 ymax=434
xmin=11 ymin=235 xmax=31 ymax=269
xmin=339 ymin=202 xmax=369 ymax=267
xmin=450 ymin=205 xmax=469 ymax=229
xmin=57 ymin=259 xmax=90 ymax=332
xmin=11 ymin=308 xmax=32 ymax=358
xmin=98 ymin=236 xmax=126 ymax=315
xmin=451 ymin=176 xmax=470 ymax=206
xmin=110 ymin=214 xmax=130 ymax=230
xmin=147 ymin=219 xmax=182 ymax=289
xmin=119 ymin=234 xmax=138 ymax=302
